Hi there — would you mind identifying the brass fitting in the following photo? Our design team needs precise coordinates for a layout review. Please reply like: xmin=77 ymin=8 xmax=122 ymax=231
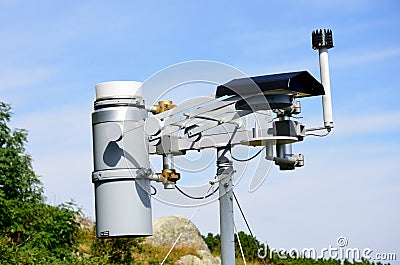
xmin=159 ymin=168 xmax=181 ymax=183
xmin=154 ymin=100 xmax=176 ymax=114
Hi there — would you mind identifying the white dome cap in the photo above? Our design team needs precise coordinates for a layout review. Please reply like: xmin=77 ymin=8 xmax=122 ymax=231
xmin=95 ymin=81 xmax=142 ymax=100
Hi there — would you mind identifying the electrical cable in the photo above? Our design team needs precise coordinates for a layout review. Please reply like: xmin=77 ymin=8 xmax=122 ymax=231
xmin=233 ymin=192 xmax=267 ymax=265
xmin=305 ymin=130 xmax=330 ymax=137
xmin=175 ymin=185 xmax=219 ymax=200
xmin=150 ymin=185 xmax=157 ymax=195
xmin=232 ymin=147 xmax=265 ymax=162
xmin=160 ymin=185 xmax=214 ymax=265
xmin=291 ymin=115 xmax=304 ymax=119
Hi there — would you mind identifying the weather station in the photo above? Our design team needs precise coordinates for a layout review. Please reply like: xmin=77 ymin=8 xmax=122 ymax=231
xmin=91 ymin=29 xmax=335 ymax=264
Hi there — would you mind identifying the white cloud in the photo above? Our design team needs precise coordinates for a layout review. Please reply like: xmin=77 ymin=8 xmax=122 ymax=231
xmin=0 ymin=67 xmax=55 ymax=91
xmin=333 ymin=47 xmax=400 ymax=69
xmin=12 ymin=103 xmax=91 ymax=149
xmin=332 ymin=110 xmax=400 ymax=137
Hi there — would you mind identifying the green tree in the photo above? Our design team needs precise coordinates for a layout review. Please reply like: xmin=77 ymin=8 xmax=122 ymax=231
xmin=202 ymin=232 xmax=221 ymax=256
xmin=203 ymin=231 xmax=265 ymax=262
xmin=234 ymin=231 xmax=265 ymax=262
xmin=0 ymin=102 xmax=43 ymax=203
xmin=0 ymin=102 xmax=81 ymax=264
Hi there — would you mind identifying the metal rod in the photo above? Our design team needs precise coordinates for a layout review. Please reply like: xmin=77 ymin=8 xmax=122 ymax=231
xmin=217 ymin=146 xmax=235 ymax=265
xmin=305 ymin=126 xmax=326 ymax=132
xmin=265 ymin=142 xmax=273 ymax=158
xmin=163 ymin=154 xmax=175 ymax=189
xmin=163 ymin=153 xmax=173 ymax=169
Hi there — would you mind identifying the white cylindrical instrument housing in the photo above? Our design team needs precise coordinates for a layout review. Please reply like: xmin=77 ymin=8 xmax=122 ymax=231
xmin=319 ymin=48 xmax=334 ymax=129
xmin=91 ymin=81 xmax=152 ymax=238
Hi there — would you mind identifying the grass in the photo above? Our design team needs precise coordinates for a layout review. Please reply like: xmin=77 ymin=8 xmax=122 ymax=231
xmin=75 ymin=226 xmax=203 ymax=264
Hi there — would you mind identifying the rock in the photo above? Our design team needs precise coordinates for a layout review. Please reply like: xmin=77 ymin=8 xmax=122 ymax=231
xmin=145 ymin=216 xmax=209 ymax=251
xmin=176 ymin=253 xmax=220 ymax=265
xmin=176 ymin=255 xmax=203 ymax=265
xmin=195 ymin=250 xmax=221 ymax=265
xmin=145 ymin=216 xmax=220 ymax=265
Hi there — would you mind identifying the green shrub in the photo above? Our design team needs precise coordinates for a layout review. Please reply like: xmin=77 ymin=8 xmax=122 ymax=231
xmin=0 ymin=102 xmax=81 ymax=264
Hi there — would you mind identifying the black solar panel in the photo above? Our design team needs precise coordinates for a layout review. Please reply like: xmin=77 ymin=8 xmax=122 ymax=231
xmin=216 ymin=71 xmax=324 ymax=98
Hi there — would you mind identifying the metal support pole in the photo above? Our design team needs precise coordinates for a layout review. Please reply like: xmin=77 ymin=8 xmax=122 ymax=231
xmin=217 ymin=146 xmax=235 ymax=265
xmin=319 ymin=47 xmax=334 ymax=129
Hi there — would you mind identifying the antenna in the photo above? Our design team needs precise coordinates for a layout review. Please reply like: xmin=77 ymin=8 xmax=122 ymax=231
xmin=312 ymin=29 xmax=334 ymax=130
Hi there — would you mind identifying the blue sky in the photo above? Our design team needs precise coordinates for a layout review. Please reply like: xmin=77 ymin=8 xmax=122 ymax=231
xmin=1 ymin=0 xmax=399 ymax=262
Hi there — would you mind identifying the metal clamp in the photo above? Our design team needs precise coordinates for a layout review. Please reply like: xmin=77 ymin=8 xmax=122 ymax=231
xmin=154 ymin=100 xmax=177 ymax=114
xmin=159 ymin=168 xmax=181 ymax=183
